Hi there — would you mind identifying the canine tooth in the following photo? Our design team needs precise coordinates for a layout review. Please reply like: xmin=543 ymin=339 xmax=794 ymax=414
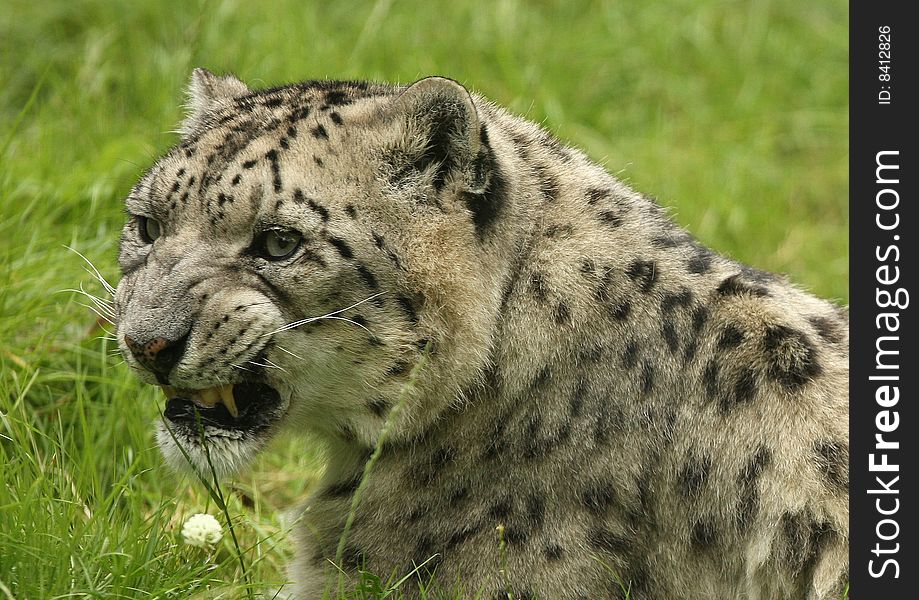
xmin=198 ymin=387 xmax=220 ymax=408
xmin=219 ymin=384 xmax=240 ymax=418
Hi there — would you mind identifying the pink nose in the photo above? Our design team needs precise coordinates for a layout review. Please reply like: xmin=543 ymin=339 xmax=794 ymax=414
xmin=124 ymin=334 xmax=188 ymax=378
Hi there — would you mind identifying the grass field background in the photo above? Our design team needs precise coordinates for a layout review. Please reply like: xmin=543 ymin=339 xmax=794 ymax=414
xmin=1 ymin=1 xmax=847 ymax=597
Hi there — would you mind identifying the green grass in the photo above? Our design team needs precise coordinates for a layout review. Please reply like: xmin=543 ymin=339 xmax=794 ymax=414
xmin=0 ymin=0 xmax=847 ymax=597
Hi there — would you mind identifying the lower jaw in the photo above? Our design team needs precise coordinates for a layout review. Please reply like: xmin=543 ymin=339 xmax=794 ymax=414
xmin=163 ymin=381 xmax=284 ymax=432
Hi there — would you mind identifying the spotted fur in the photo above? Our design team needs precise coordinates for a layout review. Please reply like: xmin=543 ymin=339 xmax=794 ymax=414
xmin=115 ymin=69 xmax=849 ymax=599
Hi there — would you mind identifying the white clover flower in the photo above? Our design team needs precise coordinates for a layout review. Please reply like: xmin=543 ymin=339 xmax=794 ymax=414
xmin=181 ymin=513 xmax=223 ymax=548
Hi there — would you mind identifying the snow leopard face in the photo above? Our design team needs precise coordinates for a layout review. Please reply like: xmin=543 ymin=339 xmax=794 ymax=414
xmin=115 ymin=70 xmax=507 ymax=475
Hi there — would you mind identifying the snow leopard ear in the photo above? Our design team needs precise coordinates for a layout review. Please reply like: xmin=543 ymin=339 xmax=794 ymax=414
xmin=178 ymin=68 xmax=250 ymax=137
xmin=387 ymin=77 xmax=483 ymax=191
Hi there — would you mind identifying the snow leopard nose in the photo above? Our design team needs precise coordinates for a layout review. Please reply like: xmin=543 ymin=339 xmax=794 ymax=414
xmin=124 ymin=334 xmax=190 ymax=383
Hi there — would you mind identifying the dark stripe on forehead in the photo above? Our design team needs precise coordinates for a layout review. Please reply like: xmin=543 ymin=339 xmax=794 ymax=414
xmin=328 ymin=237 xmax=354 ymax=259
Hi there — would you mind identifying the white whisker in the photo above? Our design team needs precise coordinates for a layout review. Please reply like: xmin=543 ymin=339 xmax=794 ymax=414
xmin=276 ymin=345 xmax=304 ymax=360
xmin=263 ymin=292 xmax=383 ymax=337
xmin=248 ymin=360 xmax=286 ymax=373
xmin=64 ymin=245 xmax=116 ymax=296
xmin=76 ymin=302 xmax=116 ymax=326
xmin=62 ymin=286 xmax=116 ymax=316
xmin=314 ymin=315 xmax=373 ymax=334
xmin=261 ymin=358 xmax=288 ymax=373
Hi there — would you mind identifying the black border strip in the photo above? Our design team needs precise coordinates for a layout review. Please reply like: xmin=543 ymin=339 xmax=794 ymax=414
xmin=850 ymin=2 xmax=917 ymax=596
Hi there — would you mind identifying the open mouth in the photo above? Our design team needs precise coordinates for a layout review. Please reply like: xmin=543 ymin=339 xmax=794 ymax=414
xmin=161 ymin=381 xmax=282 ymax=430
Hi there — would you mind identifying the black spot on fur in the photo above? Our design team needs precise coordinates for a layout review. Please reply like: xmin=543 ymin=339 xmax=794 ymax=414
xmin=703 ymin=361 xmax=719 ymax=402
xmin=311 ymin=124 xmax=329 ymax=140
xmin=598 ymin=210 xmax=622 ymax=227
xmin=626 ymin=260 xmax=658 ymax=293
xmin=488 ymin=496 xmax=513 ymax=520
xmin=345 ymin=204 xmax=357 ymax=219
xmin=264 ymin=149 xmax=282 ymax=192
xmin=687 ymin=247 xmax=714 ymax=274
xmin=595 ymin=268 xmax=614 ymax=302
xmin=328 ymin=237 xmax=354 ymax=259
xmin=678 ymin=453 xmax=711 ymax=500
xmin=396 ymin=295 xmax=419 ymax=324
xmin=739 ymin=446 xmax=771 ymax=487
xmin=641 ymin=360 xmax=655 ymax=395
xmin=717 ymin=274 xmax=769 ymax=298
xmin=554 ymin=301 xmax=571 ymax=325
xmin=289 ymin=105 xmax=310 ymax=121
xmin=569 ymin=379 xmax=587 ymax=417
xmin=740 ymin=264 xmax=777 ymax=284
xmin=305 ymin=198 xmax=329 ymax=222
xmin=586 ymin=527 xmax=630 ymax=555
xmin=593 ymin=402 xmax=624 ymax=445
xmin=263 ymin=96 xmax=284 ymax=109
xmin=736 ymin=446 xmax=770 ymax=532
xmin=684 ymin=306 xmax=709 ymax=363
xmin=722 ymin=367 xmax=757 ymax=412
xmin=610 ymin=300 xmax=631 ymax=321
xmin=387 ymin=361 xmax=411 ymax=377
xmin=623 ymin=341 xmax=640 ymax=369
xmin=313 ymin=155 xmax=324 ymax=167
xmin=503 ymin=525 xmax=530 ymax=546
xmin=525 ymin=494 xmax=546 ymax=530
xmin=586 ymin=188 xmax=611 ymax=205
xmin=691 ymin=519 xmax=719 ymax=552
xmin=545 ymin=543 xmax=564 ymax=561
xmin=717 ymin=325 xmax=745 ymax=350
xmin=522 ymin=414 xmax=557 ymax=460
xmin=662 ymin=321 xmax=680 ymax=354
xmin=242 ymin=159 xmax=257 ymax=169
xmin=781 ymin=512 xmax=835 ymax=575
xmin=535 ymin=166 xmax=559 ymax=202
xmin=447 ymin=522 xmax=483 ymax=549
xmin=324 ymin=90 xmax=351 ymax=106
xmin=530 ymin=271 xmax=549 ymax=303
xmin=231 ymin=174 xmax=242 ymax=186
xmin=763 ymin=325 xmax=822 ymax=390
xmin=581 ymin=483 xmax=616 ymax=515
xmin=355 ymin=264 xmax=379 ymax=289
xmin=815 ymin=441 xmax=848 ymax=491
xmin=595 ymin=270 xmax=632 ymax=321
xmin=329 ymin=111 xmax=343 ymax=125
xmin=661 ymin=289 xmax=693 ymax=313
xmin=809 ymin=316 xmax=844 ymax=344
xmin=165 ymin=181 xmax=180 ymax=201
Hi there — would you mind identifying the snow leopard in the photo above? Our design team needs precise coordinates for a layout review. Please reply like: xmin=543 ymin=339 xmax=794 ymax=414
xmin=114 ymin=69 xmax=849 ymax=599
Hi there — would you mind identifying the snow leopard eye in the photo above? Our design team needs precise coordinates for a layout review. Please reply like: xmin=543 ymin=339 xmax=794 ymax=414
xmin=258 ymin=229 xmax=302 ymax=260
xmin=137 ymin=216 xmax=162 ymax=244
